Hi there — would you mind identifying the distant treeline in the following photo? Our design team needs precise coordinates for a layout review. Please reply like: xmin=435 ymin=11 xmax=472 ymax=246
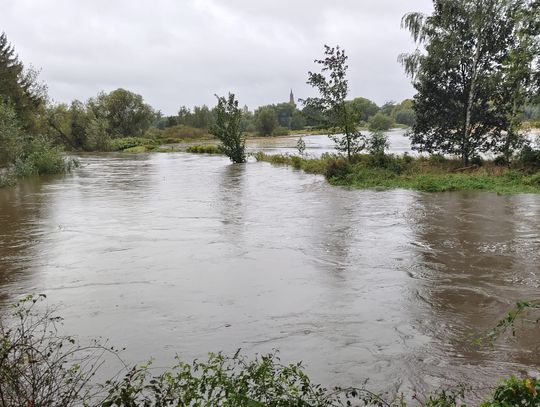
xmin=156 ymin=97 xmax=416 ymax=137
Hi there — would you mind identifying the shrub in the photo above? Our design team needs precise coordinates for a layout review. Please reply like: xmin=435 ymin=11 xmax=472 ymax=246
xmin=290 ymin=155 xmax=303 ymax=169
xmin=325 ymin=158 xmax=351 ymax=179
xmin=210 ymin=94 xmax=246 ymax=163
xmin=368 ymin=112 xmax=394 ymax=132
xmin=108 ymin=137 xmax=156 ymax=152
xmin=272 ymin=126 xmax=289 ymax=136
xmin=161 ymin=124 xmax=209 ymax=140
xmin=14 ymin=137 xmax=72 ymax=177
xmin=0 ymin=102 xmax=22 ymax=167
xmin=524 ymin=172 xmax=540 ymax=187
xmin=368 ymin=130 xmax=389 ymax=156
xmin=429 ymin=154 xmax=447 ymax=164
xmin=186 ymin=144 xmax=222 ymax=154
xmin=518 ymin=145 xmax=540 ymax=168
xmin=403 ymin=152 xmax=414 ymax=164
xmin=0 ymin=170 xmax=16 ymax=187
xmin=480 ymin=376 xmax=540 ymax=407
xmin=0 ymin=295 xmax=115 ymax=407
xmin=470 ymin=156 xmax=483 ymax=166
xmin=493 ymin=155 xmax=507 ymax=166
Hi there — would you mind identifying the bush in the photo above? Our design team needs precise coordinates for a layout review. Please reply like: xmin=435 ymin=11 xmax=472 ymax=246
xmin=518 ymin=145 xmax=540 ymax=168
xmin=470 ymin=156 xmax=483 ymax=166
xmin=429 ymin=154 xmax=447 ymax=164
xmin=480 ymin=376 xmax=540 ymax=407
xmin=524 ymin=172 xmax=540 ymax=187
xmin=272 ymin=126 xmax=289 ymax=136
xmin=0 ymin=102 xmax=22 ymax=167
xmin=368 ymin=112 xmax=394 ymax=132
xmin=493 ymin=155 xmax=508 ymax=166
xmin=161 ymin=124 xmax=209 ymax=140
xmin=108 ymin=137 xmax=156 ymax=152
xmin=14 ymin=137 xmax=73 ymax=177
xmin=368 ymin=130 xmax=389 ymax=156
xmin=186 ymin=144 xmax=222 ymax=154
xmin=0 ymin=295 xmax=115 ymax=407
xmin=0 ymin=170 xmax=16 ymax=187
xmin=325 ymin=158 xmax=351 ymax=179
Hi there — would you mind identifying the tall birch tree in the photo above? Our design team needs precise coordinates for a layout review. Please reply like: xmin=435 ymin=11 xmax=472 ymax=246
xmin=400 ymin=0 xmax=538 ymax=165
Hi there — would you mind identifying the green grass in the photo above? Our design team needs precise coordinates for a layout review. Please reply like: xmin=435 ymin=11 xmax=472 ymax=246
xmin=185 ymin=144 xmax=223 ymax=154
xmin=108 ymin=137 xmax=158 ymax=152
xmin=255 ymin=152 xmax=540 ymax=194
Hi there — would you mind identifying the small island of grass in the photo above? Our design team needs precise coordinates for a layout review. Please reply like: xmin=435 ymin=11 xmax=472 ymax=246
xmin=255 ymin=152 xmax=540 ymax=194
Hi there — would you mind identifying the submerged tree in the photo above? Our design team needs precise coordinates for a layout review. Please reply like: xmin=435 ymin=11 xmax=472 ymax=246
xmin=302 ymin=45 xmax=365 ymax=160
xmin=210 ymin=93 xmax=246 ymax=163
xmin=400 ymin=0 xmax=539 ymax=165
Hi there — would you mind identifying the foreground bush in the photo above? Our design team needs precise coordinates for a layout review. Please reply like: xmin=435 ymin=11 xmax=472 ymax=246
xmin=1 ymin=296 xmax=539 ymax=406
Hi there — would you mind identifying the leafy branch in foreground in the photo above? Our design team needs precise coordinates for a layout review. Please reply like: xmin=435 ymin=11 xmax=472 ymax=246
xmin=476 ymin=300 xmax=540 ymax=345
xmin=0 ymin=294 xmax=123 ymax=407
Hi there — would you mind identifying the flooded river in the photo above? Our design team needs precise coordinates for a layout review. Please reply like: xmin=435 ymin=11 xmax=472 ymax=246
xmin=0 ymin=140 xmax=539 ymax=399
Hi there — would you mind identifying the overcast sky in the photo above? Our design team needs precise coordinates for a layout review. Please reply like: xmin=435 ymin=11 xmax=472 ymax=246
xmin=2 ymin=0 xmax=433 ymax=115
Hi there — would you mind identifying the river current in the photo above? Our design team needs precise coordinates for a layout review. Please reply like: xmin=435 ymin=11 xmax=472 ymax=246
xmin=0 ymin=135 xmax=539 ymax=400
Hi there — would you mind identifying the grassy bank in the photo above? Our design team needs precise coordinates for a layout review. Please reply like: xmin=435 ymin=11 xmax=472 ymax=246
xmin=255 ymin=152 xmax=540 ymax=194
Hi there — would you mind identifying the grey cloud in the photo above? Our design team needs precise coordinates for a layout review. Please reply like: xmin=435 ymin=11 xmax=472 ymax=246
xmin=1 ymin=0 xmax=433 ymax=114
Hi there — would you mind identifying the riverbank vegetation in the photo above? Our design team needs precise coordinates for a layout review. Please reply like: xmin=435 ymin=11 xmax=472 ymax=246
xmin=255 ymin=151 xmax=540 ymax=194
xmin=1 ymin=295 xmax=539 ymax=407
xmin=400 ymin=0 xmax=540 ymax=166
xmin=0 ymin=34 xmax=76 ymax=187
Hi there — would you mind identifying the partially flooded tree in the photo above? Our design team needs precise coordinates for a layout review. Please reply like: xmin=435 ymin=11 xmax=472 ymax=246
xmin=400 ymin=0 xmax=539 ymax=165
xmin=302 ymin=45 xmax=365 ymax=160
xmin=210 ymin=93 xmax=246 ymax=163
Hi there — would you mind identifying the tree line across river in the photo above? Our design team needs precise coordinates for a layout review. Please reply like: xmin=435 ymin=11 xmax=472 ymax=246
xmin=1 ymin=0 xmax=540 ymax=189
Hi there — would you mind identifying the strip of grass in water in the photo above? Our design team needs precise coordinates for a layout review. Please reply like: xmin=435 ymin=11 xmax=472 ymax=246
xmin=254 ymin=152 xmax=540 ymax=194
xmin=185 ymin=144 xmax=223 ymax=154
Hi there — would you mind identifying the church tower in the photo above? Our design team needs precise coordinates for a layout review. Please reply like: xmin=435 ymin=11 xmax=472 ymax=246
xmin=289 ymin=89 xmax=295 ymax=105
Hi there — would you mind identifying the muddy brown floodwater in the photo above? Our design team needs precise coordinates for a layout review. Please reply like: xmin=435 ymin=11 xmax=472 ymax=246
xmin=0 ymin=147 xmax=539 ymax=401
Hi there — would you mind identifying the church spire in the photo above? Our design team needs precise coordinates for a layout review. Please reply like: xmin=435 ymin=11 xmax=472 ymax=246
xmin=289 ymin=89 xmax=295 ymax=105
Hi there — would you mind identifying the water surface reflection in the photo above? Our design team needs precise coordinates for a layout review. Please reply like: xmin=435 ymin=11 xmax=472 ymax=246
xmin=0 ymin=153 xmax=538 ymax=399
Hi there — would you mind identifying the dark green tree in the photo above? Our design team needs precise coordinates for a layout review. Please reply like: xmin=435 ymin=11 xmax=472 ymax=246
xmin=254 ymin=106 xmax=278 ymax=136
xmin=368 ymin=112 xmax=394 ymax=132
xmin=0 ymin=101 xmax=22 ymax=167
xmin=379 ymin=101 xmax=396 ymax=116
xmin=401 ymin=0 xmax=539 ymax=165
xmin=274 ymin=102 xmax=295 ymax=128
xmin=289 ymin=110 xmax=306 ymax=130
xmin=348 ymin=97 xmax=379 ymax=123
xmin=496 ymin=0 xmax=540 ymax=162
xmin=0 ymin=32 xmax=46 ymax=133
xmin=211 ymin=93 xmax=246 ymax=163
xmin=88 ymin=88 xmax=155 ymax=137
xmin=191 ymin=105 xmax=215 ymax=129
xmin=302 ymin=45 xmax=365 ymax=159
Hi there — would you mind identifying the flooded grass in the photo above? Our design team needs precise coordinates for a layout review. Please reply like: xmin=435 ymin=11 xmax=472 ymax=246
xmin=255 ymin=152 xmax=540 ymax=194
xmin=186 ymin=144 xmax=223 ymax=154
